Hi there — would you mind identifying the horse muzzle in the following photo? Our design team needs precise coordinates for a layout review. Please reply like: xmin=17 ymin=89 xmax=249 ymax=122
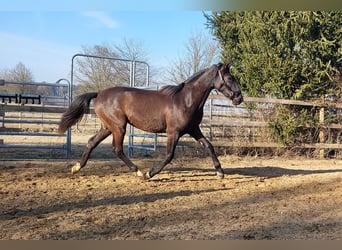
xmin=232 ymin=92 xmax=243 ymax=105
xmin=221 ymin=89 xmax=243 ymax=105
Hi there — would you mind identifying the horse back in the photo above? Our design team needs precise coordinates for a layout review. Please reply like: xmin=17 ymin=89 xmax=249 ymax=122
xmin=93 ymin=86 xmax=170 ymax=133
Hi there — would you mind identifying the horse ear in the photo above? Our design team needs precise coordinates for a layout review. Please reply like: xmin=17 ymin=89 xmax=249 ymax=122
xmin=215 ymin=62 xmax=232 ymax=79
xmin=215 ymin=62 xmax=223 ymax=69
xmin=225 ymin=62 xmax=232 ymax=69
xmin=224 ymin=63 xmax=234 ymax=74
xmin=217 ymin=62 xmax=232 ymax=72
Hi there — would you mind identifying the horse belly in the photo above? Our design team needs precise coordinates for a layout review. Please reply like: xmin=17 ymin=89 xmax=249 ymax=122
xmin=128 ymin=113 xmax=166 ymax=133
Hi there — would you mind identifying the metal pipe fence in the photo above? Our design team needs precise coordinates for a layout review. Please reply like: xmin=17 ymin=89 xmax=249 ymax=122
xmin=0 ymin=79 xmax=72 ymax=158
xmin=70 ymin=54 xmax=155 ymax=157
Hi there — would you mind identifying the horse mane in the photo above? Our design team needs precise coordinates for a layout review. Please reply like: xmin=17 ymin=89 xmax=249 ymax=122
xmin=159 ymin=82 xmax=185 ymax=96
xmin=159 ymin=68 xmax=209 ymax=97
xmin=183 ymin=68 xmax=208 ymax=84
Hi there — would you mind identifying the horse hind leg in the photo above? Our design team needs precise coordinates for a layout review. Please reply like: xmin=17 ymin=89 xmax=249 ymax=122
xmin=111 ymin=127 xmax=144 ymax=177
xmin=71 ymin=127 xmax=111 ymax=174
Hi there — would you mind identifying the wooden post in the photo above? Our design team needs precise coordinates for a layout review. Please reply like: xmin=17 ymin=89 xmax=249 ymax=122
xmin=319 ymin=106 xmax=325 ymax=158
xmin=0 ymin=110 xmax=4 ymax=128
xmin=209 ymin=98 xmax=213 ymax=140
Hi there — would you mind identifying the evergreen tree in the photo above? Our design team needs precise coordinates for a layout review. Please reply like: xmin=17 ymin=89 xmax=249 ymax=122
xmin=205 ymin=11 xmax=342 ymax=145
xmin=205 ymin=11 xmax=342 ymax=100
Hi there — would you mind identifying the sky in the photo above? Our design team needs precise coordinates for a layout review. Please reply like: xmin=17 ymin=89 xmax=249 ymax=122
xmin=2 ymin=0 xmax=333 ymax=83
xmin=0 ymin=10 xmax=213 ymax=83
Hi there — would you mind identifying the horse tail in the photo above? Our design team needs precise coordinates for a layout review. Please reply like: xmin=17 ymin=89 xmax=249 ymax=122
xmin=58 ymin=92 xmax=98 ymax=134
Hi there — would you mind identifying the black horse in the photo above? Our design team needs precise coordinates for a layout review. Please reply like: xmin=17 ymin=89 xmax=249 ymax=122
xmin=58 ymin=63 xmax=243 ymax=179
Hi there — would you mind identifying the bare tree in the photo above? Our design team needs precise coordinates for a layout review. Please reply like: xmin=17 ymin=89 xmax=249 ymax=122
xmin=0 ymin=62 xmax=36 ymax=94
xmin=74 ymin=39 xmax=150 ymax=95
xmin=166 ymin=31 xmax=220 ymax=84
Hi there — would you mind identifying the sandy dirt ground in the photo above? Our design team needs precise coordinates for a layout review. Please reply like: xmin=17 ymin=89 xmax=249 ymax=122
xmin=0 ymin=148 xmax=341 ymax=239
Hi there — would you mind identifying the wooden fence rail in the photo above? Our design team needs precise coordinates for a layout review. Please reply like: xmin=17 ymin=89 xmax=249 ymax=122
xmin=2 ymin=94 xmax=342 ymax=158
xmin=205 ymin=94 xmax=342 ymax=158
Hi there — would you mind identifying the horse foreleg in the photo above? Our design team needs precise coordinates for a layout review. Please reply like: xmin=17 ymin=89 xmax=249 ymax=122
xmin=198 ymin=137 xmax=224 ymax=178
xmin=145 ymin=132 xmax=180 ymax=179
xmin=189 ymin=127 xmax=224 ymax=178
xmin=71 ymin=127 xmax=111 ymax=174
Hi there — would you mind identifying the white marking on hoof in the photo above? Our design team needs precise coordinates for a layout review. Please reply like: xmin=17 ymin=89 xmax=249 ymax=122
xmin=71 ymin=162 xmax=81 ymax=174
xmin=216 ymin=171 xmax=224 ymax=179
xmin=136 ymin=170 xmax=144 ymax=177
xmin=144 ymin=172 xmax=151 ymax=180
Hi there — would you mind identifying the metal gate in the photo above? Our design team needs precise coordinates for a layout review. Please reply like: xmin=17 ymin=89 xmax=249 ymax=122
xmin=0 ymin=78 xmax=72 ymax=158
xmin=70 ymin=54 xmax=157 ymax=157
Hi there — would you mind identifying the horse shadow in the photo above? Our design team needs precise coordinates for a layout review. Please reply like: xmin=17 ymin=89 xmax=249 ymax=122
xmin=166 ymin=165 xmax=342 ymax=180
xmin=225 ymin=165 xmax=342 ymax=178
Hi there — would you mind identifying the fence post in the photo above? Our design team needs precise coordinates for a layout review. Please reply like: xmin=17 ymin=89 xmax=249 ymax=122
xmin=209 ymin=98 xmax=213 ymax=140
xmin=319 ymin=106 xmax=325 ymax=158
xmin=0 ymin=109 xmax=4 ymax=128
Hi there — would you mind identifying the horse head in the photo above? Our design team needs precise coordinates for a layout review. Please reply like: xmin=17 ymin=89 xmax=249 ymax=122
xmin=213 ymin=63 xmax=243 ymax=105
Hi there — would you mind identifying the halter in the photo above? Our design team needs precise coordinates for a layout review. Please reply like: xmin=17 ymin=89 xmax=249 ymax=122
xmin=218 ymin=69 xmax=224 ymax=81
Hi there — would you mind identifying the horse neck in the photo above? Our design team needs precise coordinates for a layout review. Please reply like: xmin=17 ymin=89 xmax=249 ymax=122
xmin=181 ymin=72 xmax=214 ymax=111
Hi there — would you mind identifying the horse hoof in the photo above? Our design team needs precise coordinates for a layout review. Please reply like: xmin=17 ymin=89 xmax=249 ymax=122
xmin=136 ymin=170 xmax=144 ymax=177
xmin=144 ymin=172 xmax=151 ymax=180
xmin=216 ymin=171 xmax=224 ymax=179
xmin=71 ymin=163 xmax=81 ymax=174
